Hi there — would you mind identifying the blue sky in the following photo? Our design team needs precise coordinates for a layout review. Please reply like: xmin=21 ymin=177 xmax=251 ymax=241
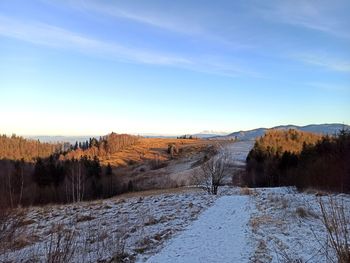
xmin=0 ymin=0 xmax=349 ymax=135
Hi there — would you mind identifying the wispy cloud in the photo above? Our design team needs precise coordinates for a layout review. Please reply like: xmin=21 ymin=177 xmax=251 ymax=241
xmin=293 ymin=53 xmax=350 ymax=73
xmin=0 ymin=15 xmax=193 ymax=66
xmin=79 ymin=1 xmax=203 ymax=36
xmin=56 ymin=0 xmax=253 ymax=50
xmin=0 ymin=15 xmax=257 ymax=77
xmin=255 ymin=0 xmax=350 ymax=39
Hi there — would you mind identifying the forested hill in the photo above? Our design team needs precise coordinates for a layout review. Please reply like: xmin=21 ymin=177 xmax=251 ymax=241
xmin=0 ymin=134 xmax=63 ymax=161
xmin=245 ymin=128 xmax=350 ymax=192
xmin=212 ymin=123 xmax=349 ymax=141
xmin=0 ymin=133 xmax=140 ymax=162
xmin=63 ymin=133 xmax=140 ymax=160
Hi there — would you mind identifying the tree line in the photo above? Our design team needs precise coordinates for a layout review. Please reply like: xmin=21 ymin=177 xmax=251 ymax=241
xmin=245 ymin=129 xmax=350 ymax=193
xmin=0 ymin=155 xmax=127 ymax=208
xmin=0 ymin=134 xmax=63 ymax=161
xmin=64 ymin=133 xmax=139 ymax=160
xmin=0 ymin=133 xmax=140 ymax=163
xmin=177 ymin=135 xmax=198 ymax=139
xmin=0 ymin=132 xmax=141 ymax=208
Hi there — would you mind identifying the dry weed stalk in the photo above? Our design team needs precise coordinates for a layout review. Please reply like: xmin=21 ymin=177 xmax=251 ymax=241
xmin=0 ymin=206 xmax=27 ymax=255
xmin=45 ymin=223 xmax=76 ymax=263
xmin=318 ymin=196 xmax=350 ymax=263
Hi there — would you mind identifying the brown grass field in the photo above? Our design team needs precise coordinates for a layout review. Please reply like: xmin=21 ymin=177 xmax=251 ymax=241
xmin=99 ymin=138 xmax=214 ymax=167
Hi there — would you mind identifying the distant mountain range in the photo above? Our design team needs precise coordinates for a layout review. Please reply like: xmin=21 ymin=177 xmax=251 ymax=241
xmin=26 ymin=136 xmax=95 ymax=144
xmin=24 ymin=124 xmax=349 ymax=143
xmin=192 ymin=130 xmax=229 ymax=138
xmin=211 ymin=123 xmax=350 ymax=141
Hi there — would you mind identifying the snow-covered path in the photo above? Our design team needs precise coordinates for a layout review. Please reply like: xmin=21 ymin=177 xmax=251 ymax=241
xmin=145 ymin=195 xmax=253 ymax=263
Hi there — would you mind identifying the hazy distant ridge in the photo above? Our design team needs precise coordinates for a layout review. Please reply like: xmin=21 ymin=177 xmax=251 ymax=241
xmin=24 ymin=124 xmax=349 ymax=143
xmin=212 ymin=123 xmax=350 ymax=141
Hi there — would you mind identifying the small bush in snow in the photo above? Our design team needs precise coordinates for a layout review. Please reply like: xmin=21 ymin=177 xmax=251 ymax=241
xmin=296 ymin=207 xmax=308 ymax=218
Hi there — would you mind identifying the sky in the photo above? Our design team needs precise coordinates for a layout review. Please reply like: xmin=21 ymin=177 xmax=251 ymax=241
xmin=0 ymin=0 xmax=349 ymax=136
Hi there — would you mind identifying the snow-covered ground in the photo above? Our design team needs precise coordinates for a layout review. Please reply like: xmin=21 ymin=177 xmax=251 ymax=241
xmin=0 ymin=189 xmax=217 ymax=262
xmin=249 ymin=188 xmax=350 ymax=262
xmin=145 ymin=195 xmax=254 ymax=263
xmin=144 ymin=187 xmax=350 ymax=263
xmin=2 ymin=187 xmax=349 ymax=262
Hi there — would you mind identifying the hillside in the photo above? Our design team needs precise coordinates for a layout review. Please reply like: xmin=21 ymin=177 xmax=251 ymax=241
xmin=212 ymin=123 xmax=349 ymax=141
xmin=63 ymin=136 xmax=213 ymax=167
xmin=0 ymin=134 xmax=218 ymax=207
xmin=245 ymin=128 xmax=350 ymax=191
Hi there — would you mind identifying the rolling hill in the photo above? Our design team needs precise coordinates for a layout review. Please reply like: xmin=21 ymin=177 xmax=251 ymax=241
xmin=211 ymin=123 xmax=350 ymax=141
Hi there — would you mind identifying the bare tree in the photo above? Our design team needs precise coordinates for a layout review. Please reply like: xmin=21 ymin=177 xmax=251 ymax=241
xmin=194 ymin=148 xmax=229 ymax=195
xmin=65 ymin=160 xmax=85 ymax=203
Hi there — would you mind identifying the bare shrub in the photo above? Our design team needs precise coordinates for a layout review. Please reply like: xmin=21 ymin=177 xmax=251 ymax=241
xmin=167 ymin=144 xmax=178 ymax=158
xmin=296 ymin=207 xmax=308 ymax=218
xmin=318 ymin=196 xmax=350 ymax=263
xmin=192 ymin=148 xmax=229 ymax=195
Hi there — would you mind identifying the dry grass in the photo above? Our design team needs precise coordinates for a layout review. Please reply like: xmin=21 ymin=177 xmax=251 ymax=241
xmin=135 ymin=236 xmax=155 ymax=254
xmin=100 ymin=138 xmax=211 ymax=167
xmin=250 ymin=215 xmax=274 ymax=234
xmin=45 ymin=223 xmax=76 ymax=263
xmin=144 ymin=216 xmax=159 ymax=226
xmin=267 ymin=194 xmax=289 ymax=209
xmin=98 ymin=138 xmax=217 ymax=194
xmin=1 ymin=186 xmax=215 ymax=262
xmin=12 ymin=235 xmax=36 ymax=250
xmin=0 ymin=207 xmax=29 ymax=252
xmin=303 ymin=188 xmax=329 ymax=196
xmin=113 ymin=186 xmax=202 ymax=200
xmin=76 ymin=214 xmax=95 ymax=223
xmin=240 ymin=187 xmax=254 ymax=195
xmin=17 ymin=218 xmax=36 ymax=227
